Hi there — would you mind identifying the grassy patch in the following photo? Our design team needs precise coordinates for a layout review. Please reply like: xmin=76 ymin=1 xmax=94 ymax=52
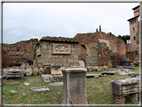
xmin=133 ymin=66 xmax=139 ymax=72
xmin=3 ymin=73 xmax=139 ymax=104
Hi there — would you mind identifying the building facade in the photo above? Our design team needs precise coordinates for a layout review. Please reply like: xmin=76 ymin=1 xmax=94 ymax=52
xmin=127 ymin=5 xmax=140 ymax=52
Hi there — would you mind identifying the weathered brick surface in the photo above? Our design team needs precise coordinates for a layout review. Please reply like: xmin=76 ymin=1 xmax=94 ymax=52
xmin=75 ymin=32 xmax=126 ymax=55
xmin=3 ymin=39 xmax=38 ymax=68
xmin=127 ymin=51 xmax=139 ymax=63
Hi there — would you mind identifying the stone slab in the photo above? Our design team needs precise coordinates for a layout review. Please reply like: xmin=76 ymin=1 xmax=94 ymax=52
xmin=78 ymin=60 xmax=85 ymax=67
xmin=31 ymin=86 xmax=50 ymax=92
xmin=131 ymin=73 xmax=140 ymax=77
xmin=53 ymin=43 xmax=70 ymax=54
xmin=118 ymin=72 xmax=129 ymax=76
xmin=86 ymin=74 xmax=102 ymax=78
xmin=41 ymin=74 xmax=63 ymax=83
xmin=49 ymin=82 xmax=63 ymax=86
xmin=101 ymin=71 xmax=116 ymax=75
xmin=51 ymin=65 xmax=62 ymax=74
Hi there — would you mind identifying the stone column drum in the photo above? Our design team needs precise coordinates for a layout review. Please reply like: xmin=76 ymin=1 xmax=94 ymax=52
xmin=61 ymin=68 xmax=88 ymax=104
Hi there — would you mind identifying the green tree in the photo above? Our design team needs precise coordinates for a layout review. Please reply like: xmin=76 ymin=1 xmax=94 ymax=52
xmin=117 ymin=35 xmax=130 ymax=43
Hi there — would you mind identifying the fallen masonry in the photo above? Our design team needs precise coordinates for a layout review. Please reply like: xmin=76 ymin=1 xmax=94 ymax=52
xmin=3 ymin=70 xmax=24 ymax=84
xmin=110 ymin=77 xmax=141 ymax=104
xmin=86 ymin=74 xmax=102 ymax=78
xmin=3 ymin=70 xmax=23 ymax=79
xmin=49 ymin=82 xmax=63 ymax=86
xmin=101 ymin=71 xmax=116 ymax=75
xmin=31 ymin=86 xmax=50 ymax=92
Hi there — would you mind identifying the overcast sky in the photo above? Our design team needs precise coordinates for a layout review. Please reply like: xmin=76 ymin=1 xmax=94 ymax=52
xmin=3 ymin=2 xmax=139 ymax=44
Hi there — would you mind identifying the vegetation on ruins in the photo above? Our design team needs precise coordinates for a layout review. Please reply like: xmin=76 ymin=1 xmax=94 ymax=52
xmin=117 ymin=35 xmax=130 ymax=44
xmin=3 ymin=67 xmax=139 ymax=104
xmin=107 ymin=32 xmax=116 ymax=36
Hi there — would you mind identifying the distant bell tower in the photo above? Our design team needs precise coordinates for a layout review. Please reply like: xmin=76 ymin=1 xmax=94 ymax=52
xmin=127 ymin=5 xmax=140 ymax=51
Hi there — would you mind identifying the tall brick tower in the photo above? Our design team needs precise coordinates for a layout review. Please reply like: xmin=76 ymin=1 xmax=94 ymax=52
xmin=127 ymin=5 xmax=140 ymax=52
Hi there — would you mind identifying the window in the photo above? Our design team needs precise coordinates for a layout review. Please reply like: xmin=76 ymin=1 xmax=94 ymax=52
xmin=135 ymin=19 xmax=136 ymax=23
xmin=134 ymin=36 xmax=136 ymax=40
xmin=133 ymin=27 xmax=135 ymax=31
xmin=131 ymin=21 xmax=132 ymax=24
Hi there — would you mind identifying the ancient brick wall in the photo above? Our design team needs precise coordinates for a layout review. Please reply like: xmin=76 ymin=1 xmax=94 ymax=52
xmin=2 ymin=39 xmax=38 ymax=68
xmin=75 ymin=32 xmax=126 ymax=55
xmin=85 ymin=43 xmax=99 ymax=66
xmin=98 ymin=43 xmax=124 ymax=68
xmin=34 ymin=41 xmax=79 ymax=67
xmin=127 ymin=51 xmax=139 ymax=63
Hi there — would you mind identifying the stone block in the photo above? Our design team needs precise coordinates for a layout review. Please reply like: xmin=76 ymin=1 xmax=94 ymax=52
xmin=73 ymin=55 xmax=78 ymax=59
xmin=51 ymin=64 xmax=62 ymax=74
xmin=3 ymin=70 xmax=24 ymax=79
xmin=49 ymin=82 xmax=63 ymax=86
xmin=47 ymin=45 xmax=52 ymax=49
xmin=61 ymin=68 xmax=88 ymax=104
xmin=110 ymin=78 xmax=139 ymax=95
xmin=31 ymin=86 xmax=50 ymax=92
xmin=41 ymin=45 xmax=47 ymax=49
xmin=48 ymin=50 xmax=52 ymax=54
xmin=67 ymin=58 xmax=73 ymax=63
xmin=79 ymin=60 xmax=85 ymax=67
xmin=44 ymin=66 xmax=51 ymax=74
xmin=72 ymin=62 xmax=79 ymax=66
xmin=41 ymin=74 xmax=63 ymax=82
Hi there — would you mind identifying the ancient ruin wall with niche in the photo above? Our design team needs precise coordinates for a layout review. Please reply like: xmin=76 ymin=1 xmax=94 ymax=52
xmin=34 ymin=37 xmax=79 ymax=67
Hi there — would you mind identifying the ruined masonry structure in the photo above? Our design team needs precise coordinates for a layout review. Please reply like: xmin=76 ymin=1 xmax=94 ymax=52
xmin=2 ymin=39 xmax=38 ymax=67
xmin=34 ymin=36 xmax=79 ymax=67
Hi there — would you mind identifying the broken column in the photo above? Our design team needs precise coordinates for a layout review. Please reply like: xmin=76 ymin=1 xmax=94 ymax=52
xmin=61 ymin=68 xmax=88 ymax=105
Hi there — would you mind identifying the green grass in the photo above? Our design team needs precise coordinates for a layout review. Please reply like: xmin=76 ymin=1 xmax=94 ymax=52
xmin=3 ymin=67 xmax=140 ymax=104
xmin=133 ymin=66 xmax=140 ymax=72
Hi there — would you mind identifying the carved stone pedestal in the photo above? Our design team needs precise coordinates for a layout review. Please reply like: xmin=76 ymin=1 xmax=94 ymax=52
xmin=61 ymin=68 xmax=88 ymax=105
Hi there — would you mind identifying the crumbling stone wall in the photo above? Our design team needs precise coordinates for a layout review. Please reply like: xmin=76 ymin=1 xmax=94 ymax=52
xmin=98 ymin=43 xmax=123 ymax=68
xmin=75 ymin=32 xmax=126 ymax=55
xmin=127 ymin=51 xmax=139 ymax=63
xmin=2 ymin=39 xmax=38 ymax=68
xmin=34 ymin=37 xmax=79 ymax=67
xmin=85 ymin=43 xmax=99 ymax=66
